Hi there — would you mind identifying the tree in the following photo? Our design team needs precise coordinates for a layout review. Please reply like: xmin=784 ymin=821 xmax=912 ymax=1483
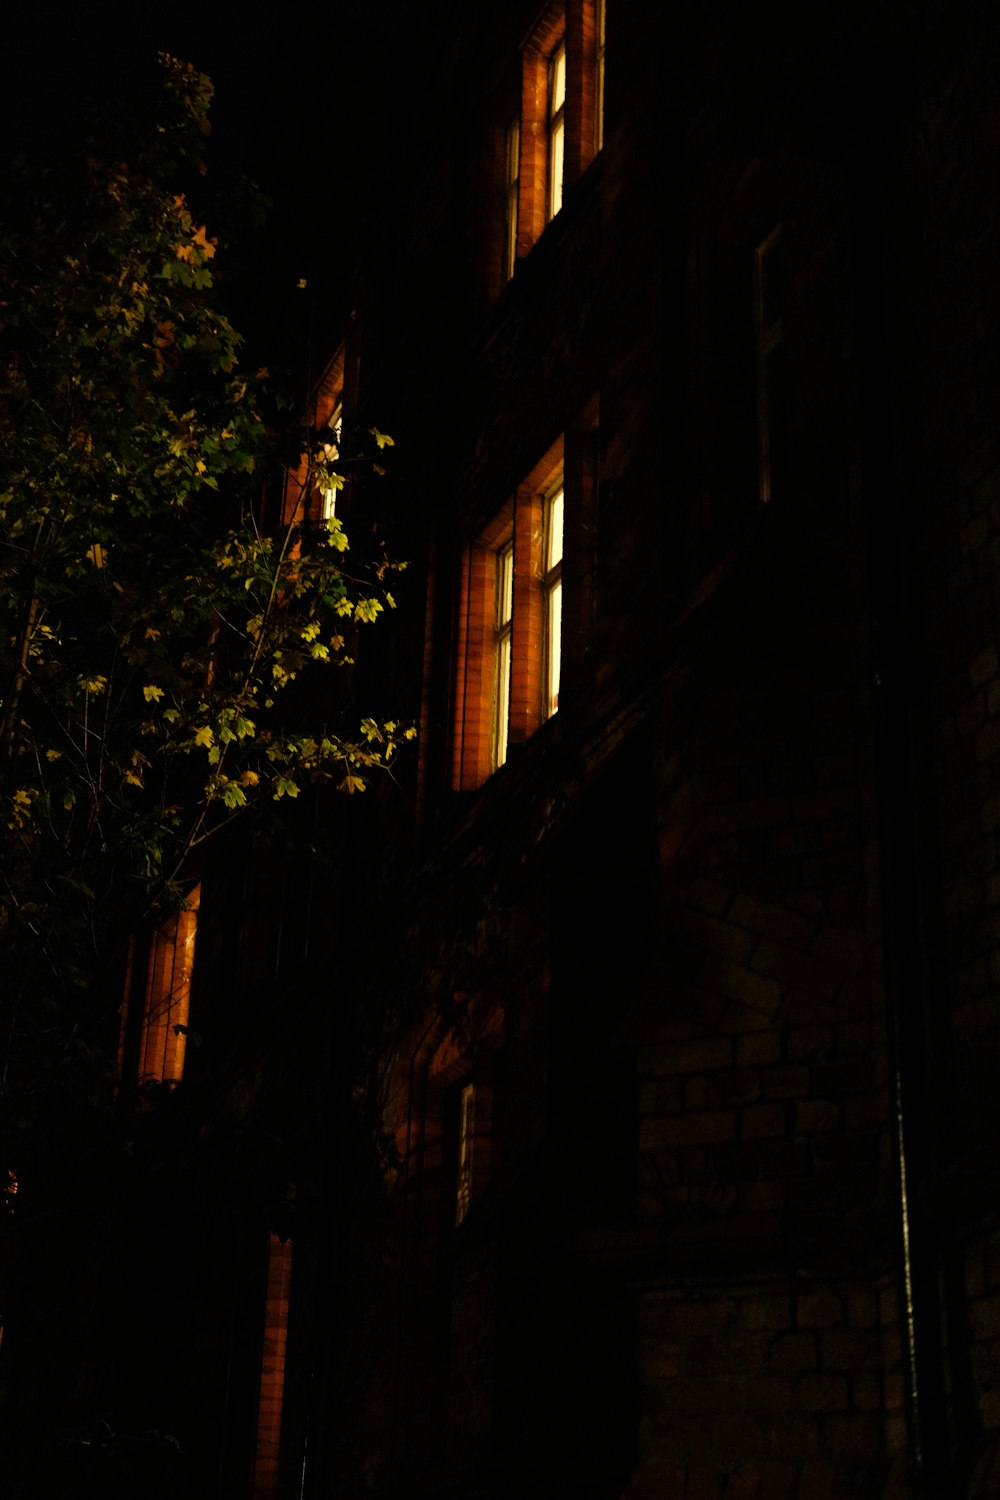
xmin=0 ymin=57 xmax=409 ymax=1484
xmin=0 ymin=55 xmax=409 ymax=1105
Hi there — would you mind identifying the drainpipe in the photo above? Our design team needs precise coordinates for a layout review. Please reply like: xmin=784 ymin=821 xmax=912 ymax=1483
xmin=851 ymin=121 xmax=952 ymax=1497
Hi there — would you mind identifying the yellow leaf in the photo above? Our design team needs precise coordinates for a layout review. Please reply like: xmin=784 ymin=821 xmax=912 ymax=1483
xmin=192 ymin=224 xmax=216 ymax=258
xmin=193 ymin=726 xmax=214 ymax=748
xmin=143 ymin=684 xmax=164 ymax=702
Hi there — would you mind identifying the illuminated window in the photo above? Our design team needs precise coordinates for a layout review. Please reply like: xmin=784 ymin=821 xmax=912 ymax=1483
xmin=547 ymin=40 xmax=567 ymax=221
xmin=451 ymin=407 xmax=597 ymax=790
xmin=503 ymin=117 xmax=520 ymax=282
xmin=120 ymin=885 xmax=200 ymax=1087
xmin=543 ymin=483 xmax=564 ymax=718
xmin=754 ymin=226 xmax=784 ymax=504
xmin=251 ymin=1231 xmax=293 ymax=1500
xmin=281 ymin=343 xmax=352 ymax=526
xmin=452 ymin=441 xmax=567 ymax=789
xmin=496 ymin=1 xmax=603 ymax=278
xmin=318 ymin=402 xmax=343 ymax=522
xmin=595 ymin=0 xmax=606 ymax=152
xmin=494 ymin=540 xmax=514 ymax=768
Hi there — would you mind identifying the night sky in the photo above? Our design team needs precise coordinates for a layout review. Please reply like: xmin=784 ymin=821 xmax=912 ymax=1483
xmin=2 ymin=1 xmax=414 ymax=367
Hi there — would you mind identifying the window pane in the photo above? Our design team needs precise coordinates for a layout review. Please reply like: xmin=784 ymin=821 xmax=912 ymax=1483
xmin=545 ymin=485 xmax=563 ymax=718
xmin=596 ymin=0 xmax=606 ymax=152
xmin=547 ymin=578 xmax=562 ymax=718
xmin=496 ymin=634 xmax=511 ymax=767
xmin=320 ymin=405 xmax=343 ymax=521
xmin=548 ymin=42 xmax=566 ymax=220
xmin=497 ymin=541 xmax=513 ymax=626
xmin=547 ymin=485 xmax=564 ymax=568
xmin=494 ymin=541 xmax=513 ymax=767
xmin=550 ymin=42 xmax=566 ymax=116
xmin=504 ymin=118 xmax=520 ymax=281
xmin=549 ymin=118 xmax=564 ymax=219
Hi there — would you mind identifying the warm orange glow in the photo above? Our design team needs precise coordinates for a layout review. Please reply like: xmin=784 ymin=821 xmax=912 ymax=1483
xmin=251 ymin=1232 xmax=293 ymax=1499
xmin=131 ymin=884 xmax=200 ymax=1086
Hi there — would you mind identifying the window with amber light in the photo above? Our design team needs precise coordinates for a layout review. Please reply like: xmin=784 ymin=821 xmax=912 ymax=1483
xmin=251 ymin=1230 xmax=293 ymax=1500
xmin=452 ymin=441 xmax=567 ymax=790
xmin=119 ymin=884 xmax=200 ymax=1087
xmin=318 ymin=401 xmax=344 ymax=522
xmin=496 ymin=0 xmax=603 ymax=279
xmin=595 ymin=0 xmax=606 ymax=152
xmin=281 ymin=342 xmax=351 ymax=526
xmin=451 ymin=407 xmax=598 ymax=790
xmin=493 ymin=539 xmax=514 ymax=769
xmin=547 ymin=39 xmax=567 ymax=221
xmin=503 ymin=116 xmax=520 ymax=283
xmin=543 ymin=482 xmax=564 ymax=719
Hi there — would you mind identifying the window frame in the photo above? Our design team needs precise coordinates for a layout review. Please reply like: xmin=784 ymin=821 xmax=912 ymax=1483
xmin=754 ymin=225 xmax=783 ymax=505
xmin=542 ymin=479 xmax=564 ymax=720
xmin=547 ymin=38 xmax=567 ymax=222
xmin=488 ymin=0 xmax=602 ymax=287
xmin=503 ymin=115 xmax=520 ymax=283
xmin=450 ymin=402 xmax=598 ymax=792
xmin=452 ymin=439 xmax=566 ymax=790
xmin=281 ymin=340 xmax=357 ymax=527
xmin=119 ymin=883 xmax=200 ymax=1088
xmin=493 ymin=538 xmax=515 ymax=769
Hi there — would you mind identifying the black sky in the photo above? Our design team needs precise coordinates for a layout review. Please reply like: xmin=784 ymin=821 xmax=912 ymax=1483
xmin=3 ymin=1 xmax=415 ymax=371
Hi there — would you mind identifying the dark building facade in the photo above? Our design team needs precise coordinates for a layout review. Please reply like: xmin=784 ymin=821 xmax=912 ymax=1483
xmin=293 ymin=3 xmax=1000 ymax=1497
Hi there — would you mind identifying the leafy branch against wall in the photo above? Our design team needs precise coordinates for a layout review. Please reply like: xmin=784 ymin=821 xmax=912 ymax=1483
xmin=0 ymin=55 xmax=411 ymax=1021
